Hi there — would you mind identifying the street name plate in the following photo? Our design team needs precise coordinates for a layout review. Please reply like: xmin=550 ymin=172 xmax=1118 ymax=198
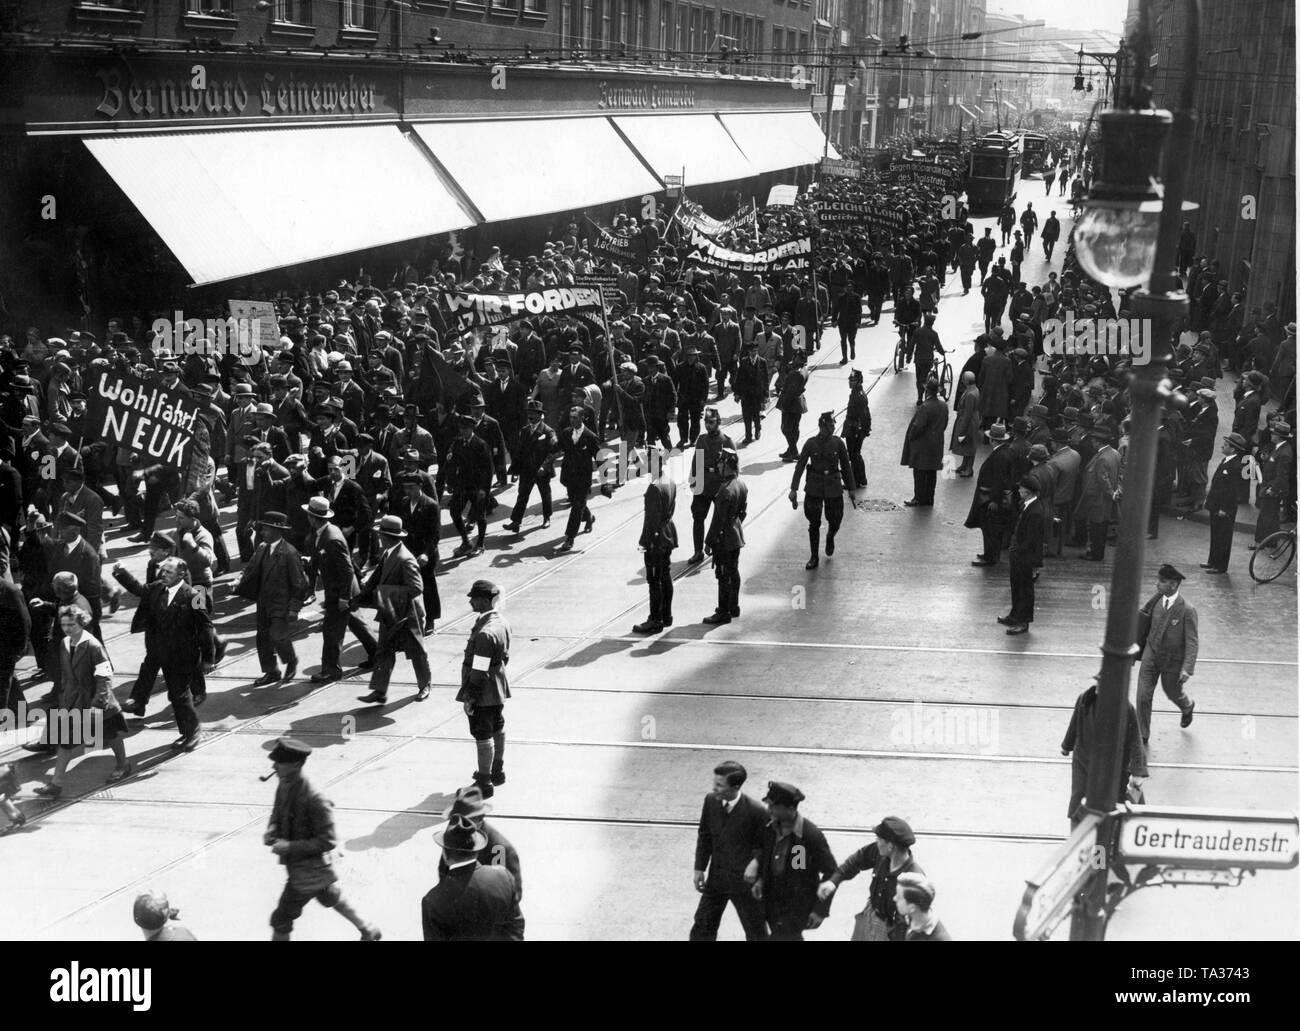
xmin=1116 ymin=806 xmax=1299 ymax=869
xmin=1013 ymin=812 xmax=1104 ymax=941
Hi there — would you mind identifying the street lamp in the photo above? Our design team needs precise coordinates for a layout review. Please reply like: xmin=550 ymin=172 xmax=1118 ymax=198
xmin=1068 ymin=0 xmax=1201 ymax=941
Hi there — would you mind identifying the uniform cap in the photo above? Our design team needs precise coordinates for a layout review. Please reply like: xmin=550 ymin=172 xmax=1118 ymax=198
xmin=1157 ymin=563 xmax=1185 ymax=582
xmin=762 ymin=781 xmax=805 ymax=806
xmin=268 ymin=736 xmax=312 ymax=764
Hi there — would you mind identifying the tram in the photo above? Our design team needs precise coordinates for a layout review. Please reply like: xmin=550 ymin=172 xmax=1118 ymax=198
xmin=1019 ymin=130 xmax=1049 ymax=174
xmin=966 ymin=132 xmax=1021 ymax=212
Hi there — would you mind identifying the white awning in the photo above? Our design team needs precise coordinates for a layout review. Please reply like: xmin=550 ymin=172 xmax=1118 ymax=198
xmin=84 ymin=125 xmax=477 ymax=286
xmin=719 ymin=111 xmax=841 ymax=172
xmin=612 ymin=113 xmax=757 ymax=188
xmin=412 ymin=117 xmax=662 ymax=223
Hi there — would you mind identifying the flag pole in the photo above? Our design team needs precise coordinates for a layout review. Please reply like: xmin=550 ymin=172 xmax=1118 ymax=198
xmin=596 ymin=285 xmax=626 ymax=445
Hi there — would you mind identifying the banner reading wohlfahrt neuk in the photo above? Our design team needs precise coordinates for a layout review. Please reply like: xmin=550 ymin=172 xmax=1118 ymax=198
xmin=87 ymin=371 xmax=202 ymax=470
xmin=439 ymin=286 xmax=606 ymax=334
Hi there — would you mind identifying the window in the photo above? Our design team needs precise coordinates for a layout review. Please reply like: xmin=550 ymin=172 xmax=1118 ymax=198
xmin=342 ymin=0 xmax=375 ymax=30
xmin=659 ymin=1 xmax=671 ymax=52
xmin=689 ymin=5 xmax=700 ymax=59
xmin=603 ymin=0 xmax=614 ymax=46
xmin=582 ymin=0 xmax=594 ymax=46
xmin=561 ymin=0 xmax=576 ymax=46
xmin=619 ymin=0 xmax=628 ymax=45
xmin=702 ymin=8 xmax=712 ymax=51
xmin=675 ymin=5 xmax=687 ymax=54
xmin=274 ymin=0 xmax=311 ymax=22
xmin=523 ymin=0 xmax=548 ymax=10
xmin=635 ymin=0 xmax=646 ymax=51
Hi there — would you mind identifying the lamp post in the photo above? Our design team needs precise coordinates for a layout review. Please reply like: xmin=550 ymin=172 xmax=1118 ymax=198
xmin=1067 ymin=0 xmax=1200 ymax=941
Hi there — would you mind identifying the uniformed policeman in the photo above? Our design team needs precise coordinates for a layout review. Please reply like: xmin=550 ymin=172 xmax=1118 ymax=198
xmin=634 ymin=447 xmax=678 ymax=635
xmin=264 ymin=736 xmax=381 ymax=941
xmin=458 ymin=580 xmax=512 ymax=798
xmin=789 ymin=412 xmax=859 ymax=569
xmin=703 ymin=447 xmax=746 ymax=625
xmin=687 ymin=408 xmax=737 ymax=564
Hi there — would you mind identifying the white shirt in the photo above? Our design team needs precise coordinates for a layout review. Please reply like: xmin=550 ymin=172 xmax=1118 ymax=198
xmin=571 ymin=427 xmax=584 ymax=443
xmin=1164 ymin=591 xmax=1180 ymax=611
xmin=166 ymin=582 xmax=183 ymax=607
xmin=446 ymin=857 xmax=478 ymax=871
xmin=720 ymin=795 xmax=737 ymax=815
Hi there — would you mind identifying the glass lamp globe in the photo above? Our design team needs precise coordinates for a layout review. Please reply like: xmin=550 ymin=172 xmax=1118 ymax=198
xmin=1072 ymin=204 xmax=1161 ymax=289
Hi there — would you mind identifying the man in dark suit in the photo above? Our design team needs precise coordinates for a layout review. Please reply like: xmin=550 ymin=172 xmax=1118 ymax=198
xmin=1134 ymin=564 xmax=1198 ymax=744
xmin=967 ymin=422 xmax=1022 ymax=566
xmin=113 ymin=532 xmax=178 ymax=715
xmin=250 ymin=442 xmax=291 ymax=528
xmin=355 ymin=515 xmax=431 ymax=705
xmin=752 ymin=781 xmax=837 ymax=941
xmin=703 ymin=447 xmax=746 ymax=624
xmin=690 ymin=760 xmax=768 ymax=941
xmin=390 ymin=472 xmax=441 ymax=635
xmin=633 ymin=449 xmax=678 ymax=635
xmin=251 ymin=404 xmax=293 ymax=463
xmin=422 ymin=821 xmax=524 ymax=941
xmin=734 ymin=341 xmax=769 ymax=444
xmin=901 ymin=378 xmax=949 ymax=507
xmin=113 ymin=557 xmax=214 ymax=751
xmin=235 ymin=511 xmax=310 ymax=686
xmin=1002 ymin=477 xmax=1046 ymax=635
xmin=483 ymin=358 xmax=528 ymax=466
xmin=1075 ymin=422 xmax=1121 ymax=561
xmin=504 ymin=401 xmax=557 ymax=533
xmin=304 ymin=497 xmax=376 ymax=683
xmin=445 ymin=415 xmax=494 ymax=557
xmin=434 ymin=785 xmax=523 ymax=900
xmin=305 ymin=454 xmax=371 ymax=559
xmin=555 ymin=405 xmax=602 ymax=552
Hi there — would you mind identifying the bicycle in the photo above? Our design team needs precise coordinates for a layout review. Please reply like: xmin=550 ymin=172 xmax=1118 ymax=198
xmin=1249 ymin=528 xmax=1296 ymax=583
xmin=893 ymin=320 xmax=917 ymax=374
xmin=933 ymin=348 xmax=954 ymax=401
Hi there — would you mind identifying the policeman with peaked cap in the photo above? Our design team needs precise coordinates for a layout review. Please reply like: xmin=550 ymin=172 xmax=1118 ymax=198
xmin=751 ymin=781 xmax=837 ymax=940
xmin=686 ymin=408 xmax=737 ymax=564
xmin=264 ymin=737 xmax=381 ymax=941
xmin=790 ymin=411 xmax=858 ymax=570
xmin=703 ymin=445 xmax=746 ymax=624
xmin=458 ymin=580 xmax=511 ymax=798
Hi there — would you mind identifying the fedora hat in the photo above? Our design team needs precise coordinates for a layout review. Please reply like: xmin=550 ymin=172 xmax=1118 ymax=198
xmin=258 ymin=511 xmax=291 ymax=529
xmin=433 ymin=822 xmax=488 ymax=853
xmin=373 ymin=514 xmax=406 ymax=537
xmin=302 ymin=496 xmax=334 ymax=520
xmin=441 ymin=784 xmax=493 ymax=822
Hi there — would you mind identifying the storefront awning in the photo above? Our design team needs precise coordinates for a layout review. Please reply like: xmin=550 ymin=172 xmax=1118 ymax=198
xmin=720 ymin=111 xmax=841 ymax=171
xmin=412 ymin=117 xmax=662 ymax=224
xmin=612 ymin=114 xmax=757 ymax=188
xmin=83 ymin=125 xmax=477 ymax=286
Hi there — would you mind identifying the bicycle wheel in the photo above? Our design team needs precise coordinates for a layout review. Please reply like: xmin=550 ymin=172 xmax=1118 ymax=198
xmin=940 ymin=361 xmax=954 ymax=399
xmin=894 ymin=338 xmax=905 ymax=374
xmin=1249 ymin=530 xmax=1296 ymax=583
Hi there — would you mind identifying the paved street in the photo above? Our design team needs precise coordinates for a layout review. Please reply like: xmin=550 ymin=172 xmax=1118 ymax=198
xmin=2 ymin=205 xmax=1295 ymax=942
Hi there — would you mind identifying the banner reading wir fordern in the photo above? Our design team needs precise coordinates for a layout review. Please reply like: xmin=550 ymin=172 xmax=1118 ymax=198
xmin=440 ymin=286 xmax=605 ymax=333
xmin=682 ymin=229 xmax=811 ymax=273
xmin=87 ymin=371 xmax=201 ymax=470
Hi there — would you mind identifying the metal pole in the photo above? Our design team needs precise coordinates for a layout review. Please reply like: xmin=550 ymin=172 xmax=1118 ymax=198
xmin=1071 ymin=0 xmax=1199 ymax=942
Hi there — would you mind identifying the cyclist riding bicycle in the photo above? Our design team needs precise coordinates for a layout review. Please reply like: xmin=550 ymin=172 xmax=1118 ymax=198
xmin=894 ymin=287 xmax=923 ymax=365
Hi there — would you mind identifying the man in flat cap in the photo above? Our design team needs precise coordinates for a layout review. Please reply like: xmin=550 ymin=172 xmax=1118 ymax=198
xmin=1133 ymin=564 xmax=1198 ymax=745
xmin=458 ymin=580 xmax=511 ymax=797
xmin=355 ymin=514 xmax=431 ymax=704
xmin=751 ymin=782 xmax=837 ymax=940
xmin=422 ymin=814 xmax=524 ymax=941
xmin=236 ymin=512 xmax=310 ymax=686
xmin=819 ymin=816 xmax=922 ymax=940
xmin=264 ymin=737 xmax=381 ymax=941
xmin=504 ymin=401 xmax=557 ymax=534
xmin=132 ymin=891 xmax=197 ymax=941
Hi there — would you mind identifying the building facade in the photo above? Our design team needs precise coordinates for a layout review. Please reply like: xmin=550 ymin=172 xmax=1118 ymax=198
xmin=0 ymin=0 xmax=837 ymax=329
xmin=1144 ymin=0 xmax=1295 ymax=319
